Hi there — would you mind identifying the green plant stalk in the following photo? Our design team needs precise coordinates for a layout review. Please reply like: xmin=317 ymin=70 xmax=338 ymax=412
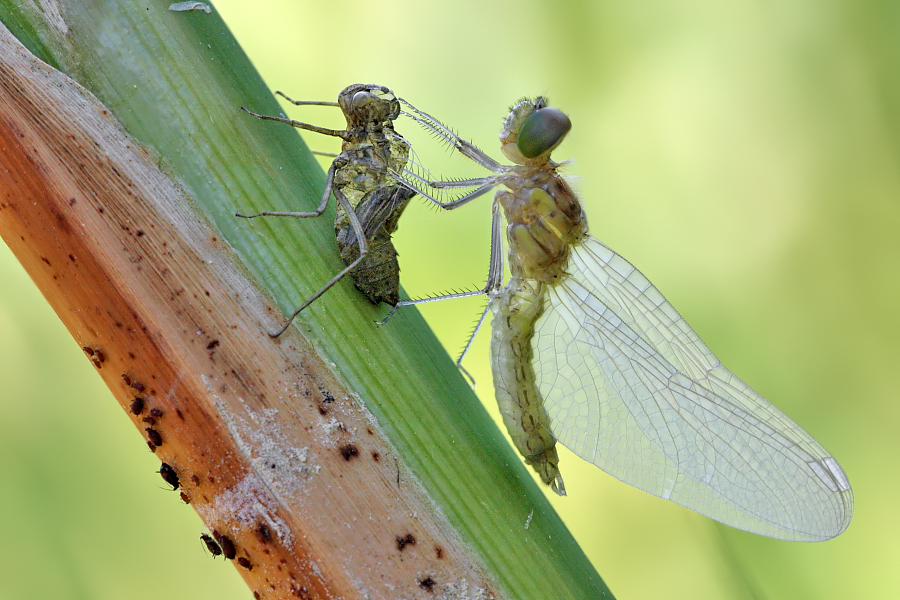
xmin=0 ymin=3 xmax=611 ymax=598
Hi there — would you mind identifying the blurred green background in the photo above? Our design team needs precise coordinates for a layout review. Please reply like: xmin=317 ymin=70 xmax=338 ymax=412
xmin=1 ymin=0 xmax=898 ymax=598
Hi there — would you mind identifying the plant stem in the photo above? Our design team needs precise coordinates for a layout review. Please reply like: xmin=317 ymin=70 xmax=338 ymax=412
xmin=0 ymin=4 xmax=611 ymax=598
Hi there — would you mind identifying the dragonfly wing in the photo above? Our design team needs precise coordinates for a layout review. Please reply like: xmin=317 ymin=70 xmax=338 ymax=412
xmin=532 ymin=235 xmax=853 ymax=541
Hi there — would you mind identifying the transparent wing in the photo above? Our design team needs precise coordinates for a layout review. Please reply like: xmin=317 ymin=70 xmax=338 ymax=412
xmin=533 ymin=236 xmax=853 ymax=541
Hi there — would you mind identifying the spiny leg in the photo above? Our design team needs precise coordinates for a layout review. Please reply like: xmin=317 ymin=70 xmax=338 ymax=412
xmin=378 ymin=200 xmax=505 ymax=325
xmin=456 ymin=303 xmax=491 ymax=386
xmin=399 ymin=99 xmax=506 ymax=173
xmin=379 ymin=202 xmax=505 ymax=385
xmin=398 ymin=169 xmax=498 ymax=211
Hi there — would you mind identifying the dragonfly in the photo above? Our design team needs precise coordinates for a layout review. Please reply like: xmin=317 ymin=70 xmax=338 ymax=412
xmin=238 ymin=84 xmax=420 ymax=336
xmin=394 ymin=96 xmax=854 ymax=541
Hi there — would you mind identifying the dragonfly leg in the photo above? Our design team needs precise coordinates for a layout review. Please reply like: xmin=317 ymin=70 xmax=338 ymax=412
xmin=236 ymin=158 xmax=339 ymax=220
xmin=378 ymin=201 xmax=505 ymax=324
xmin=240 ymin=106 xmax=349 ymax=140
xmin=269 ymin=184 xmax=370 ymax=337
xmin=400 ymin=99 xmax=506 ymax=173
xmin=395 ymin=169 xmax=498 ymax=211
xmin=456 ymin=302 xmax=491 ymax=386
xmin=247 ymin=94 xmax=343 ymax=157
xmin=274 ymin=91 xmax=339 ymax=108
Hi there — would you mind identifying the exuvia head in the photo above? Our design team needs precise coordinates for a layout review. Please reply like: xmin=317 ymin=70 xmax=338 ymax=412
xmin=338 ymin=84 xmax=401 ymax=126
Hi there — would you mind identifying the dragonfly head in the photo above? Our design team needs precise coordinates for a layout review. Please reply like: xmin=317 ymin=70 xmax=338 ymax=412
xmin=338 ymin=84 xmax=401 ymax=127
xmin=500 ymin=97 xmax=571 ymax=164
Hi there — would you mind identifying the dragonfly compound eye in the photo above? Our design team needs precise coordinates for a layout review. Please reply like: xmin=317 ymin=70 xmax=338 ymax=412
xmin=516 ymin=107 xmax=572 ymax=159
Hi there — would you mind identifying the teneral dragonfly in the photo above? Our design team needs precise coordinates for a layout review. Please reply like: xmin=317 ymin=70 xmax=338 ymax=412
xmin=238 ymin=84 xmax=417 ymax=336
xmin=396 ymin=97 xmax=854 ymax=541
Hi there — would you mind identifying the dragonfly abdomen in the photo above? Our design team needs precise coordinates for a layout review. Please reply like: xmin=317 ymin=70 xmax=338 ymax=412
xmin=490 ymin=279 xmax=565 ymax=495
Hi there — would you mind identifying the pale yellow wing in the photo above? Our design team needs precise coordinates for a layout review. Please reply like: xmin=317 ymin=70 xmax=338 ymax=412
xmin=532 ymin=236 xmax=853 ymax=541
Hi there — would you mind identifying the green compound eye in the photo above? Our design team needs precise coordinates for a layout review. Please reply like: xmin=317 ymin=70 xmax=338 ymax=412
xmin=516 ymin=107 xmax=572 ymax=159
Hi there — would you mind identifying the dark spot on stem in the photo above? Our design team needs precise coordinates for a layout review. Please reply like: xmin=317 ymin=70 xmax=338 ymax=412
xmin=396 ymin=533 xmax=416 ymax=551
xmin=256 ymin=523 xmax=272 ymax=544
xmin=340 ymin=444 xmax=359 ymax=461
xmin=419 ymin=577 xmax=435 ymax=592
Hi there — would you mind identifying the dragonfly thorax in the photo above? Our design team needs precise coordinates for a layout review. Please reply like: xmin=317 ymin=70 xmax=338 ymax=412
xmin=500 ymin=166 xmax=586 ymax=283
